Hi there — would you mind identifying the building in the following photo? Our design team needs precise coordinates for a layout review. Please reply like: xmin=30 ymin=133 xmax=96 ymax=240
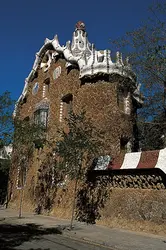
xmin=0 ymin=145 xmax=12 ymax=160
xmin=9 ymin=21 xmax=143 ymax=212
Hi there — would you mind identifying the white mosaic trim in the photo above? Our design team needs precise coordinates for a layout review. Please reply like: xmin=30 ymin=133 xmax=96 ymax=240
xmin=94 ymin=155 xmax=111 ymax=170
xmin=57 ymin=175 xmax=68 ymax=187
xmin=121 ymin=152 xmax=141 ymax=169
xmin=59 ymin=100 xmax=63 ymax=122
xmin=42 ymin=85 xmax=46 ymax=98
xmin=16 ymin=163 xmax=27 ymax=189
xmin=40 ymin=50 xmax=52 ymax=72
xmin=16 ymin=165 xmax=21 ymax=189
xmin=124 ymin=92 xmax=131 ymax=115
xmin=155 ymin=148 xmax=166 ymax=174
xmin=52 ymin=166 xmax=55 ymax=185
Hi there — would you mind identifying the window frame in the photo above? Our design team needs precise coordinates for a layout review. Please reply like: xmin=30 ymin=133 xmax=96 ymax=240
xmin=34 ymin=108 xmax=49 ymax=128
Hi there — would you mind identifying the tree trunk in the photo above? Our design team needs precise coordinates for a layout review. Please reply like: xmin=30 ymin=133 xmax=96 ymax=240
xmin=18 ymin=188 xmax=24 ymax=218
xmin=70 ymin=164 xmax=81 ymax=230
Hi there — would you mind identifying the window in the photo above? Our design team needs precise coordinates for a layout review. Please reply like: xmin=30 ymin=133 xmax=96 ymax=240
xmin=32 ymin=82 xmax=39 ymax=95
xmin=21 ymin=96 xmax=27 ymax=104
xmin=23 ymin=116 xmax=30 ymax=122
xmin=53 ymin=66 xmax=61 ymax=80
xmin=34 ymin=109 xmax=48 ymax=127
xmin=61 ymin=93 xmax=73 ymax=120
xmin=120 ymin=137 xmax=129 ymax=153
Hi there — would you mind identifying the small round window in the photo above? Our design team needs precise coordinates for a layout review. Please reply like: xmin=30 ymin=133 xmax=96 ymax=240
xmin=32 ymin=82 xmax=39 ymax=95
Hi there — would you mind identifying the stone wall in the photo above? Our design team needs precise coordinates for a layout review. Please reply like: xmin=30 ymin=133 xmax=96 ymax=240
xmin=8 ymin=175 xmax=166 ymax=236
xmin=10 ymin=56 xmax=135 ymax=206
xmin=99 ymin=188 xmax=166 ymax=235
xmin=75 ymin=177 xmax=166 ymax=235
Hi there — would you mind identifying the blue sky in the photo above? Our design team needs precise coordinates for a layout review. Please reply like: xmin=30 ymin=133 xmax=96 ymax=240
xmin=0 ymin=0 xmax=156 ymax=101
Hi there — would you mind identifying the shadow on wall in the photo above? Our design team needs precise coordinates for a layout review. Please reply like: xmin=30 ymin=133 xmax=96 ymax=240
xmin=34 ymin=163 xmax=57 ymax=214
xmin=76 ymin=176 xmax=110 ymax=224
xmin=34 ymin=159 xmax=65 ymax=215
xmin=32 ymin=151 xmax=110 ymax=224
xmin=0 ymin=222 xmax=62 ymax=250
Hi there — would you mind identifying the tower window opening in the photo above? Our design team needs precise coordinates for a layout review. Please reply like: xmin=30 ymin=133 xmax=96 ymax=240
xmin=117 ymin=89 xmax=124 ymax=111
xmin=117 ymin=87 xmax=130 ymax=114
xmin=120 ymin=137 xmax=129 ymax=153
xmin=61 ymin=93 xmax=73 ymax=119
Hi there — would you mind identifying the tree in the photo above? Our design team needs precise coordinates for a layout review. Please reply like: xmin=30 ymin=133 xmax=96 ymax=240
xmin=111 ymin=2 xmax=166 ymax=150
xmin=13 ymin=118 xmax=46 ymax=158
xmin=0 ymin=91 xmax=14 ymax=205
xmin=0 ymin=91 xmax=14 ymax=146
xmin=138 ymin=114 xmax=166 ymax=151
xmin=0 ymin=157 xmax=11 ymax=205
xmin=11 ymin=118 xmax=47 ymax=217
xmin=55 ymin=111 xmax=103 ymax=229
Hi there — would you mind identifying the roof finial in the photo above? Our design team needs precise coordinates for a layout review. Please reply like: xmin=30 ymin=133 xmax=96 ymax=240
xmin=75 ymin=21 xmax=86 ymax=31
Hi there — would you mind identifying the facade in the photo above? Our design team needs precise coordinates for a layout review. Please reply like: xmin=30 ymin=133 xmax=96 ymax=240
xmin=9 ymin=21 xmax=144 ymax=211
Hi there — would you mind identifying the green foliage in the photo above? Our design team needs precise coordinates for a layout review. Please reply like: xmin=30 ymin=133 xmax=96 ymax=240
xmin=138 ymin=112 xmax=166 ymax=151
xmin=112 ymin=2 xmax=166 ymax=120
xmin=13 ymin=118 xmax=46 ymax=161
xmin=0 ymin=158 xmax=11 ymax=204
xmin=0 ymin=91 xmax=13 ymax=204
xmin=111 ymin=2 xmax=166 ymax=150
xmin=0 ymin=91 xmax=14 ymax=145
xmin=54 ymin=111 xmax=103 ymax=229
xmin=0 ymin=158 xmax=11 ymax=174
xmin=55 ymin=111 xmax=103 ymax=180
